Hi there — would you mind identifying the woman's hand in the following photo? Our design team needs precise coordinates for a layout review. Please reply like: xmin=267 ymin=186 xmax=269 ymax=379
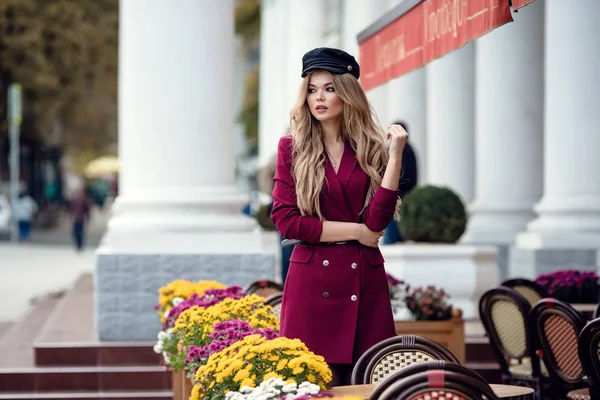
xmin=357 ymin=224 xmax=384 ymax=247
xmin=386 ymin=124 xmax=409 ymax=160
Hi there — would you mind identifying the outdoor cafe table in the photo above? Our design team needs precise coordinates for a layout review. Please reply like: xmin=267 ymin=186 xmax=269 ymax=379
xmin=330 ymin=383 xmax=535 ymax=399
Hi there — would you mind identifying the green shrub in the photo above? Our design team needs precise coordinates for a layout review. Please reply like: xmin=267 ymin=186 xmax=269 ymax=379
xmin=398 ymin=185 xmax=467 ymax=244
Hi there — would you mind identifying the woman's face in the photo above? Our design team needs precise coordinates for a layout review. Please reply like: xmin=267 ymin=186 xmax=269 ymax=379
xmin=307 ymin=71 xmax=344 ymax=123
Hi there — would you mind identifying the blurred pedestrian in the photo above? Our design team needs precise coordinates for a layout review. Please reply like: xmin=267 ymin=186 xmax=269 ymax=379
xmin=13 ymin=191 xmax=38 ymax=242
xmin=65 ymin=188 xmax=91 ymax=252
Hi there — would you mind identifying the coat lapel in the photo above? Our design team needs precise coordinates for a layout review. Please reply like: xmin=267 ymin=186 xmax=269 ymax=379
xmin=337 ymin=141 xmax=358 ymax=192
xmin=324 ymin=142 xmax=357 ymax=221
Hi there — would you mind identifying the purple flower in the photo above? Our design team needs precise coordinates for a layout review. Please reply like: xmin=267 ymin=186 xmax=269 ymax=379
xmin=184 ymin=319 xmax=279 ymax=372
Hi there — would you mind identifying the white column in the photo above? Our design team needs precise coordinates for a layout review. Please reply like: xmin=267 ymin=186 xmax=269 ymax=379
xmin=463 ymin=2 xmax=544 ymax=246
xmin=285 ymin=0 xmax=327 ymax=112
xmin=258 ymin=0 xmax=279 ymax=166
xmin=386 ymin=0 xmax=427 ymax=183
xmin=518 ymin=0 xmax=600 ymax=249
xmin=387 ymin=69 xmax=427 ymax=185
xmin=342 ymin=0 xmax=391 ymax=124
xmin=426 ymin=43 xmax=475 ymax=203
xmin=104 ymin=0 xmax=260 ymax=253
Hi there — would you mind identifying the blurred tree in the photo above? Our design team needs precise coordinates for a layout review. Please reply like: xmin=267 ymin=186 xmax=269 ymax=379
xmin=235 ymin=0 xmax=260 ymax=150
xmin=0 ymin=0 xmax=118 ymax=170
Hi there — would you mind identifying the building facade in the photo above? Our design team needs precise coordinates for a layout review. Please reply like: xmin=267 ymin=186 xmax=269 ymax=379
xmin=258 ymin=0 xmax=600 ymax=280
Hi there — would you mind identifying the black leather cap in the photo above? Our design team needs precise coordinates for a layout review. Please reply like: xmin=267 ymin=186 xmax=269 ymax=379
xmin=301 ymin=47 xmax=360 ymax=80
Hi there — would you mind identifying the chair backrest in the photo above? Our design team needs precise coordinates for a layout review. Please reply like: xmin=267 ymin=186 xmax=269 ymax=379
xmin=265 ymin=293 xmax=283 ymax=319
xmin=501 ymin=278 xmax=548 ymax=307
xmin=578 ymin=318 xmax=600 ymax=399
xmin=370 ymin=360 xmax=489 ymax=400
xmin=594 ymin=303 xmax=600 ymax=319
xmin=478 ymin=287 xmax=540 ymax=376
xmin=376 ymin=369 xmax=500 ymax=400
xmin=243 ymin=280 xmax=283 ymax=299
xmin=530 ymin=298 xmax=586 ymax=384
xmin=353 ymin=334 xmax=460 ymax=385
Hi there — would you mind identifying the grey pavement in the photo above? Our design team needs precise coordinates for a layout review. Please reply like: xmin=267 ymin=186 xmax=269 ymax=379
xmin=0 ymin=206 xmax=109 ymax=324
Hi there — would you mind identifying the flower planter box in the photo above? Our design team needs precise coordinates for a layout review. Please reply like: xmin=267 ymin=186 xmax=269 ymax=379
xmin=171 ymin=370 xmax=194 ymax=400
xmin=394 ymin=311 xmax=466 ymax=364
xmin=381 ymin=243 xmax=498 ymax=320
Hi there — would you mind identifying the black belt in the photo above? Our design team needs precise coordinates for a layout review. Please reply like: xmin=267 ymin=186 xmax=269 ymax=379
xmin=280 ymin=239 xmax=357 ymax=248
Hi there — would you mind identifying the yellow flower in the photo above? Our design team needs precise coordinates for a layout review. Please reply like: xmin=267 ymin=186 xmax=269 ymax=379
xmin=194 ymin=335 xmax=332 ymax=397
xmin=156 ymin=279 xmax=226 ymax=322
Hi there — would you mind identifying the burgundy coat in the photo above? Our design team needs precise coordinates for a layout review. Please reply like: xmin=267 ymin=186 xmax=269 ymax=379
xmin=271 ymin=135 xmax=397 ymax=364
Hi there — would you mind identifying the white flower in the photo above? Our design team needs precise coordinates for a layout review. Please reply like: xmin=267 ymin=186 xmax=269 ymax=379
xmin=164 ymin=310 xmax=170 ymax=318
xmin=172 ymin=297 xmax=184 ymax=306
xmin=166 ymin=327 xmax=173 ymax=335
xmin=240 ymin=386 xmax=254 ymax=394
xmin=162 ymin=352 xmax=171 ymax=364
xmin=281 ymin=383 xmax=297 ymax=393
xmin=153 ymin=344 xmax=162 ymax=354
xmin=272 ymin=379 xmax=286 ymax=387
xmin=157 ymin=330 xmax=167 ymax=340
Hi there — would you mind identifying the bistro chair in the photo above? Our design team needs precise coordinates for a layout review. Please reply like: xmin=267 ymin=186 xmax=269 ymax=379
xmin=351 ymin=334 xmax=460 ymax=385
xmin=501 ymin=278 xmax=549 ymax=307
xmin=373 ymin=368 xmax=500 ymax=400
xmin=243 ymin=279 xmax=283 ymax=299
xmin=479 ymin=287 xmax=548 ymax=398
xmin=530 ymin=298 xmax=587 ymax=399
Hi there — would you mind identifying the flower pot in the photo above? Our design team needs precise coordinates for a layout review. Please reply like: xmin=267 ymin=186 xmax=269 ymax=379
xmin=172 ymin=370 xmax=184 ymax=400
xmin=171 ymin=370 xmax=194 ymax=400
xmin=381 ymin=243 xmax=498 ymax=319
xmin=394 ymin=309 xmax=466 ymax=364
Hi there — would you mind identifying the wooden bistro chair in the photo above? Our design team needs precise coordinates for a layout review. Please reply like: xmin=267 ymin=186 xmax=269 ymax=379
xmin=501 ymin=278 xmax=549 ymax=307
xmin=265 ymin=293 xmax=283 ymax=320
xmin=577 ymin=317 xmax=600 ymax=400
xmin=530 ymin=298 xmax=587 ymax=399
xmin=370 ymin=360 xmax=489 ymax=400
xmin=351 ymin=334 xmax=460 ymax=385
xmin=243 ymin=280 xmax=283 ymax=299
xmin=479 ymin=287 xmax=548 ymax=397
xmin=374 ymin=366 xmax=500 ymax=400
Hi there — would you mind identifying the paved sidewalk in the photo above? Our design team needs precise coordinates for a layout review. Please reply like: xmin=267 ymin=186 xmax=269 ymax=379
xmin=0 ymin=243 xmax=96 ymax=323
xmin=0 ymin=206 xmax=109 ymax=324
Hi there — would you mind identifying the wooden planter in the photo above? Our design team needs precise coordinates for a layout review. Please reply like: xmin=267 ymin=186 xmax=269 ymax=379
xmin=171 ymin=370 xmax=194 ymax=400
xmin=394 ymin=310 xmax=466 ymax=364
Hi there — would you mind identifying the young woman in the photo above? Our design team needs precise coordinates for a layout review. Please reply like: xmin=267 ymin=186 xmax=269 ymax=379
xmin=271 ymin=47 xmax=408 ymax=386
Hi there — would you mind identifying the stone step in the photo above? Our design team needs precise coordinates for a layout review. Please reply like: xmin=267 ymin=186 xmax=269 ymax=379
xmin=32 ymin=274 xmax=162 ymax=367
xmin=34 ymin=342 xmax=162 ymax=367
xmin=0 ymin=391 xmax=172 ymax=400
xmin=0 ymin=366 xmax=169 ymax=393
xmin=0 ymin=295 xmax=61 ymax=369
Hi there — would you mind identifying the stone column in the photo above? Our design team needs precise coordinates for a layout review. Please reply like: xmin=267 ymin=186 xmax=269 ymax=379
xmin=462 ymin=2 xmax=544 ymax=280
xmin=285 ymin=0 xmax=327 ymax=113
xmin=387 ymin=69 xmax=427 ymax=184
xmin=342 ymin=0 xmax=391 ymax=124
xmin=513 ymin=0 xmax=600 ymax=277
xmin=258 ymin=0 xmax=279 ymax=165
xmin=426 ymin=43 xmax=475 ymax=204
xmin=96 ymin=0 xmax=274 ymax=341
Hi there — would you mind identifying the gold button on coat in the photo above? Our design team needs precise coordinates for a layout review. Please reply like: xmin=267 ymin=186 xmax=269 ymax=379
xmin=351 ymin=263 xmax=357 ymax=269
xmin=323 ymin=292 xmax=330 ymax=299
xmin=351 ymin=295 xmax=357 ymax=301
xmin=323 ymin=260 xmax=329 ymax=266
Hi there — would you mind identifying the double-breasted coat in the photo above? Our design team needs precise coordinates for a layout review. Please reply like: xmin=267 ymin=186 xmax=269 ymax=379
xmin=271 ymin=135 xmax=397 ymax=364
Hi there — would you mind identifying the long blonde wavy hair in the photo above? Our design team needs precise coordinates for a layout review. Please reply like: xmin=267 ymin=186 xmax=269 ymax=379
xmin=290 ymin=70 xmax=398 ymax=220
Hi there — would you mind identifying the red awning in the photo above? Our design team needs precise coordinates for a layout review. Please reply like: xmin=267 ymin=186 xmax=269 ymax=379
xmin=357 ymin=0 xmax=513 ymax=91
xmin=511 ymin=0 xmax=537 ymax=10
